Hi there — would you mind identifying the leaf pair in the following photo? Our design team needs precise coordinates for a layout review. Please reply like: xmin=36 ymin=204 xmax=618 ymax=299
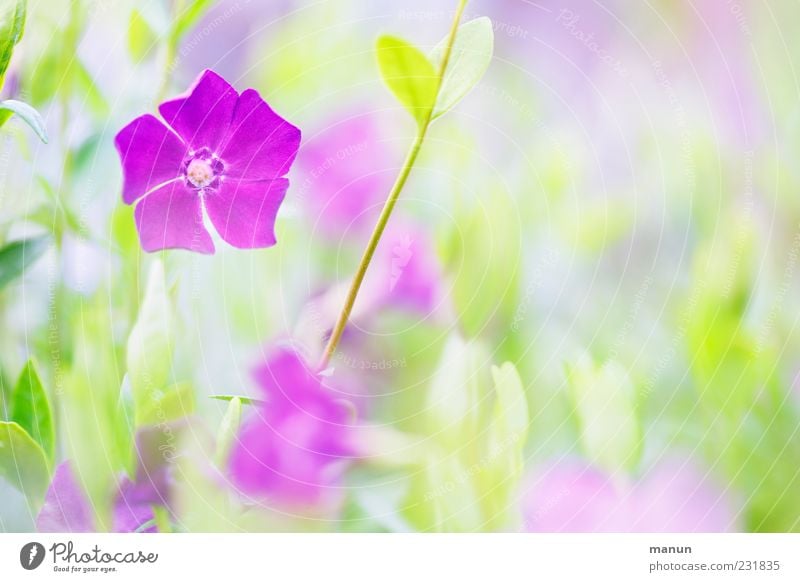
xmin=377 ymin=17 xmax=494 ymax=127
xmin=0 ymin=360 xmax=54 ymax=507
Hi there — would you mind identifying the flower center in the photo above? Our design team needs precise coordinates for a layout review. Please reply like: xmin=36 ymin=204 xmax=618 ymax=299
xmin=186 ymin=159 xmax=214 ymax=188
xmin=182 ymin=148 xmax=224 ymax=191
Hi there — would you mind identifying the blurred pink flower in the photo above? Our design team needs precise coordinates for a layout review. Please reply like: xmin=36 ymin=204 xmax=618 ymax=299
xmin=228 ymin=348 xmax=353 ymax=506
xmin=36 ymin=462 xmax=167 ymax=533
xmin=115 ymin=69 xmax=301 ymax=253
xmin=297 ymin=111 xmax=396 ymax=238
xmin=365 ymin=221 xmax=442 ymax=315
xmin=521 ymin=458 xmax=738 ymax=532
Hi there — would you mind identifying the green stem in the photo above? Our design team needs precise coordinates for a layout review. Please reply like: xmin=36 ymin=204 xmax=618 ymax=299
xmin=318 ymin=0 xmax=468 ymax=370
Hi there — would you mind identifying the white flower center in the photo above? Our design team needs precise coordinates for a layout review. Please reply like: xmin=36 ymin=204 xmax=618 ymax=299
xmin=186 ymin=158 xmax=215 ymax=188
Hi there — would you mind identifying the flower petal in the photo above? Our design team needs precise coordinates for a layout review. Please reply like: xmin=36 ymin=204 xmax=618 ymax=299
xmin=115 ymin=114 xmax=186 ymax=205
xmin=158 ymin=69 xmax=238 ymax=151
xmin=220 ymin=89 xmax=301 ymax=180
xmin=134 ymin=181 xmax=215 ymax=254
xmin=36 ymin=462 xmax=95 ymax=533
xmin=204 ymin=178 xmax=288 ymax=249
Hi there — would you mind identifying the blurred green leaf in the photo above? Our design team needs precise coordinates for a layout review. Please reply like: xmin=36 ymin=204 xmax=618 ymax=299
xmin=214 ymin=396 xmax=241 ymax=466
xmin=443 ymin=191 xmax=521 ymax=337
xmin=62 ymin=300 xmax=125 ymax=531
xmin=376 ymin=35 xmax=438 ymax=126
xmin=72 ymin=60 xmax=108 ymax=117
xmin=10 ymin=360 xmax=54 ymax=465
xmin=566 ymin=356 xmax=641 ymax=475
xmin=128 ymin=9 xmax=157 ymax=62
xmin=170 ymin=0 xmax=214 ymax=45
xmin=0 ymin=236 xmax=49 ymax=291
xmin=33 ymin=176 xmax=84 ymax=241
xmin=127 ymin=260 xmax=175 ymax=427
xmin=136 ymin=381 xmax=194 ymax=427
xmin=403 ymin=451 xmax=484 ymax=532
xmin=0 ymin=0 xmax=26 ymax=88
xmin=489 ymin=362 xmax=528 ymax=443
xmin=430 ymin=17 xmax=493 ymax=120
xmin=0 ymin=99 xmax=48 ymax=142
xmin=686 ymin=212 xmax=800 ymax=531
xmin=478 ymin=362 xmax=529 ymax=530
xmin=426 ymin=333 xmax=489 ymax=448
xmin=28 ymin=45 xmax=62 ymax=107
xmin=0 ymin=421 xmax=49 ymax=507
xmin=209 ymin=394 xmax=265 ymax=406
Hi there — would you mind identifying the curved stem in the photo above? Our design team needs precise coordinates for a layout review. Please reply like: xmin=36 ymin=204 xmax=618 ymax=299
xmin=318 ymin=0 xmax=469 ymax=370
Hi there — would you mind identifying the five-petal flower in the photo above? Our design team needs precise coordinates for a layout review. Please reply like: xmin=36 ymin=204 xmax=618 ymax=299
xmin=115 ymin=69 xmax=301 ymax=254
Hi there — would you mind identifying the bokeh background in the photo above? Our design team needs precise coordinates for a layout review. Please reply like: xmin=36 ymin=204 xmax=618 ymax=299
xmin=1 ymin=0 xmax=799 ymax=532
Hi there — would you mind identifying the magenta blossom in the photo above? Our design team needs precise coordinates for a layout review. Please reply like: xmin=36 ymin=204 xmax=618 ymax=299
xmin=521 ymin=458 xmax=738 ymax=532
xmin=229 ymin=348 xmax=353 ymax=506
xmin=298 ymin=110 xmax=396 ymax=238
xmin=115 ymin=69 xmax=301 ymax=254
xmin=36 ymin=462 xmax=168 ymax=533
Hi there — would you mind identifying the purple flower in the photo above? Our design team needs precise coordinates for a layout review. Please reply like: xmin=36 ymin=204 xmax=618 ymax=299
xmin=228 ymin=348 xmax=353 ymax=506
xmin=521 ymin=458 xmax=738 ymax=532
xmin=297 ymin=110 xmax=396 ymax=238
xmin=36 ymin=462 xmax=166 ymax=533
xmin=115 ymin=69 xmax=301 ymax=254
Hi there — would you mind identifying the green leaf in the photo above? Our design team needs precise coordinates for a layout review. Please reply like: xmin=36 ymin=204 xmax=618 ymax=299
xmin=565 ymin=356 xmax=641 ymax=474
xmin=127 ymin=259 xmax=174 ymax=427
xmin=426 ymin=333 xmax=489 ymax=448
xmin=214 ymin=396 xmax=241 ymax=466
xmin=10 ymin=360 xmax=54 ymax=465
xmin=136 ymin=381 xmax=195 ymax=427
xmin=490 ymin=362 xmax=528 ymax=442
xmin=0 ymin=421 xmax=49 ymax=507
xmin=0 ymin=99 xmax=48 ymax=142
xmin=151 ymin=504 xmax=172 ymax=533
xmin=209 ymin=394 xmax=265 ymax=406
xmin=170 ymin=0 xmax=214 ymax=44
xmin=0 ymin=0 xmax=26 ymax=87
xmin=128 ymin=9 xmax=157 ymax=62
xmin=376 ymin=35 xmax=438 ymax=126
xmin=478 ymin=362 xmax=529 ymax=530
xmin=72 ymin=61 xmax=109 ymax=118
xmin=62 ymin=300 xmax=125 ymax=531
xmin=443 ymin=191 xmax=521 ymax=337
xmin=0 ymin=236 xmax=49 ymax=291
xmin=430 ymin=17 xmax=494 ymax=120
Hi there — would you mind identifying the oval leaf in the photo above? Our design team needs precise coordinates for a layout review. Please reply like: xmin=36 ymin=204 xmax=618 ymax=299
xmin=566 ymin=356 xmax=641 ymax=474
xmin=0 ymin=236 xmax=50 ymax=291
xmin=0 ymin=99 xmax=48 ymax=142
xmin=0 ymin=421 xmax=50 ymax=506
xmin=376 ymin=35 xmax=438 ymax=126
xmin=11 ymin=360 xmax=54 ymax=464
xmin=430 ymin=17 xmax=494 ymax=120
